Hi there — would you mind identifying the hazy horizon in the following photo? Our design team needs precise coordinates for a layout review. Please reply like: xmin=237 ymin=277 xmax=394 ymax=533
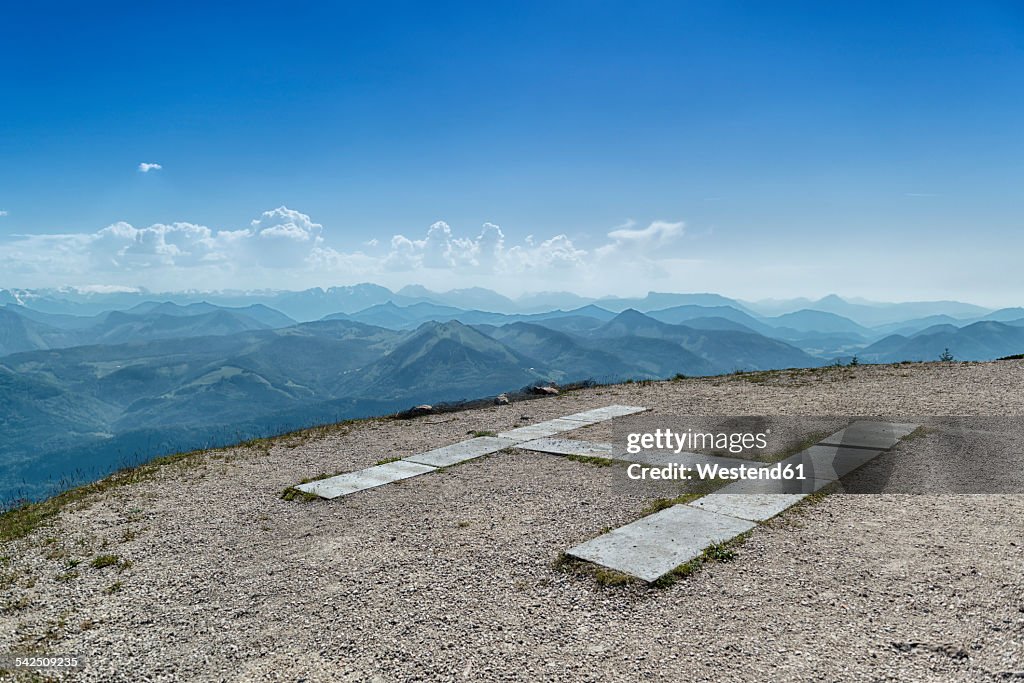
xmin=0 ymin=279 xmax=1015 ymax=312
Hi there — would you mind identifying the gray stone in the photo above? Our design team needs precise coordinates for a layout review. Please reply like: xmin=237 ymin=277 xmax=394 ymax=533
xmin=403 ymin=436 xmax=517 ymax=468
xmin=295 ymin=460 xmax=436 ymax=499
xmin=517 ymin=438 xmax=615 ymax=457
xmin=566 ymin=505 xmax=756 ymax=582
xmin=819 ymin=421 xmax=919 ymax=451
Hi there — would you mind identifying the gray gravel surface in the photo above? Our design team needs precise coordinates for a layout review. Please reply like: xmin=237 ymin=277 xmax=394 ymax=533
xmin=1 ymin=361 xmax=1022 ymax=681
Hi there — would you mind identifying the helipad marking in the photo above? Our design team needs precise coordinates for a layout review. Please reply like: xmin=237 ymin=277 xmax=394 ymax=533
xmin=294 ymin=460 xmax=436 ymax=499
xmin=290 ymin=405 xmax=648 ymax=499
xmin=567 ymin=505 xmax=756 ymax=583
xmin=403 ymin=436 xmax=517 ymax=468
xmin=566 ymin=421 xmax=919 ymax=582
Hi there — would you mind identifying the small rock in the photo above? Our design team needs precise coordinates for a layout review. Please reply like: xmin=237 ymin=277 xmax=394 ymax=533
xmin=495 ymin=394 xmax=510 ymax=406
xmin=530 ymin=385 xmax=559 ymax=396
xmin=410 ymin=404 xmax=433 ymax=416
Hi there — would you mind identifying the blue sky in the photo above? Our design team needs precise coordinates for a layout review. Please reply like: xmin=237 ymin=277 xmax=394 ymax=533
xmin=1 ymin=1 xmax=1022 ymax=304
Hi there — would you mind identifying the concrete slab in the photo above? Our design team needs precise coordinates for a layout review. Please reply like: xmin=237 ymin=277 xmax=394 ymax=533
xmin=685 ymin=473 xmax=832 ymax=521
xmin=517 ymin=438 xmax=615 ymax=457
xmin=541 ymin=417 xmax=596 ymax=431
xmin=688 ymin=492 xmax=808 ymax=521
xmin=783 ymin=444 xmax=885 ymax=481
xmin=543 ymin=414 xmax=606 ymax=427
xmin=567 ymin=505 xmax=756 ymax=582
xmin=295 ymin=461 xmax=436 ymax=499
xmin=820 ymin=421 xmax=919 ymax=451
xmin=403 ymin=436 xmax=518 ymax=468
xmin=498 ymin=418 xmax=588 ymax=441
xmin=497 ymin=426 xmax=560 ymax=441
xmin=562 ymin=405 xmax=647 ymax=422
xmin=687 ymin=447 xmax=887 ymax=521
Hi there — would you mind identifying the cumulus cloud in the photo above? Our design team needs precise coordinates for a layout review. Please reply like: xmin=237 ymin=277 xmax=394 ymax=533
xmin=138 ymin=162 xmax=162 ymax=173
xmin=377 ymin=220 xmax=585 ymax=274
xmin=247 ymin=206 xmax=324 ymax=267
xmin=0 ymin=208 xmax=692 ymax=293
xmin=87 ymin=220 xmax=235 ymax=270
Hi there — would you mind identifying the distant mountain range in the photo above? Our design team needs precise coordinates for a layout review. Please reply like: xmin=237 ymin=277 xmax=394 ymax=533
xmin=2 ymin=284 xmax=1022 ymax=503
xmin=0 ymin=303 xmax=295 ymax=356
xmin=854 ymin=320 xmax=1024 ymax=363
xmin=5 ymin=284 xmax=1006 ymax=324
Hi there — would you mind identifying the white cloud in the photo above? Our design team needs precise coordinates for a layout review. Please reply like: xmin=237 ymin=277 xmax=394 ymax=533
xmin=0 ymin=210 xmax=8 ymax=217
xmin=0 ymin=209 xmax=696 ymax=294
xmin=74 ymin=284 xmax=143 ymax=294
xmin=599 ymin=220 xmax=684 ymax=254
xmin=247 ymin=206 xmax=324 ymax=267
xmin=88 ymin=221 xmax=226 ymax=270
xmin=138 ymin=162 xmax=163 ymax=173
xmin=377 ymin=220 xmax=586 ymax=275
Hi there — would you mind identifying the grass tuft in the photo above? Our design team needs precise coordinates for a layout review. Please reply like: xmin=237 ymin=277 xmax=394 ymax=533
xmin=652 ymin=533 xmax=751 ymax=587
xmin=564 ymin=454 xmax=616 ymax=467
xmin=89 ymin=554 xmax=130 ymax=571
xmin=280 ymin=487 xmax=320 ymax=503
xmin=90 ymin=554 xmax=118 ymax=569
xmin=280 ymin=470 xmax=344 ymax=502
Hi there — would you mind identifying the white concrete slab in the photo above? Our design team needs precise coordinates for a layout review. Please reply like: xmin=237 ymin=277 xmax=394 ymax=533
xmin=783 ymin=444 xmax=885 ymax=480
xmin=498 ymin=418 xmax=588 ymax=441
xmin=687 ymin=437 xmax=901 ymax=523
xmin=403 ymin=436 xmax=517 ymax=468
xmin=544 ymin=414 xmax=606 ymax=427
xmin=688 ymin=492 xmax=808 ymax=522
xmin=685 ymin=473 xmax=832 ymax=521
xmin=567 ymin=505 xmax=756 ymax=582
xmin=562 ymin=405 xmax=647 ymax=422
xmin=687 ymin=447 xmax=886 ymax=521
xmin=497 ymin=426 xmax=560 ymax=441
xmin=819 ymin=421 xmax=919 ymax=451
xmin=295 ymin=461 xmax=436 ymax=499
xmin=517 ymin=438 xmax=615 ymax=457
xmin=542 ymin=417 xmax=597 ymax=431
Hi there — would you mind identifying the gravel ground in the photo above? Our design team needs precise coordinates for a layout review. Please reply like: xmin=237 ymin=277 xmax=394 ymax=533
xmin=1 ymin=361 xmax=1022 ymax=681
